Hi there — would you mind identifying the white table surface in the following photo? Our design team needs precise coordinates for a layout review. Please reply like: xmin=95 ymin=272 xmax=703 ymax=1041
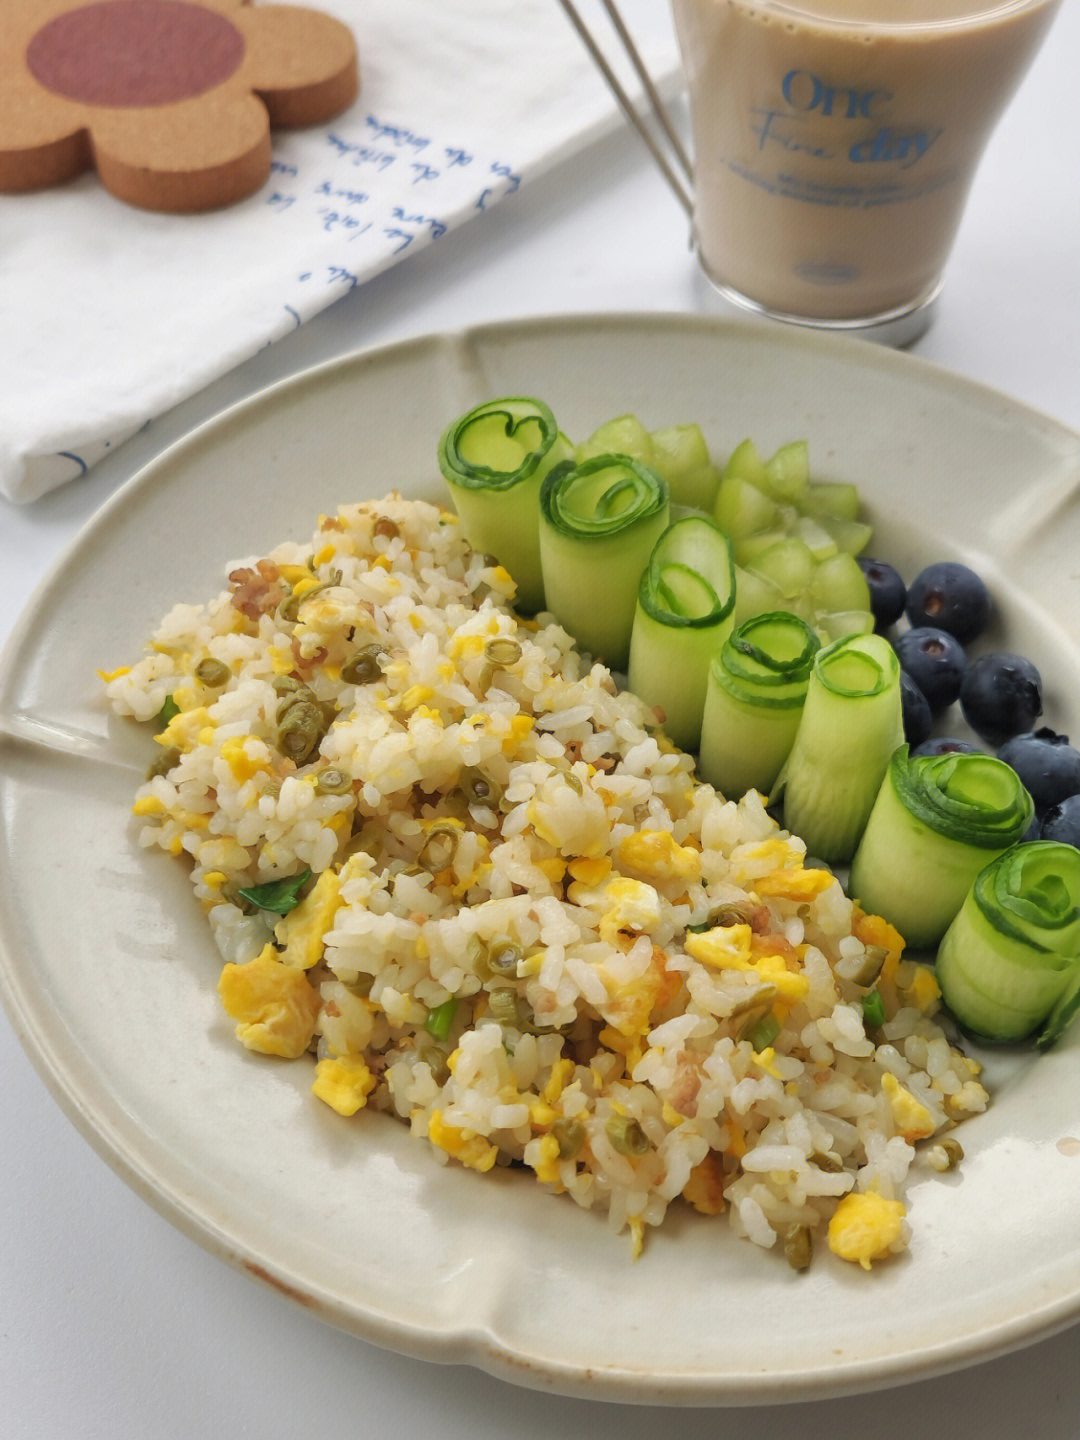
xmin=3 ymin=5 xmax=1079 ymax=1435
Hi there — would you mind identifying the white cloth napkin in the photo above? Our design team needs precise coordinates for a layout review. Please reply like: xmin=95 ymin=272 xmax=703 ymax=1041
xmin=0 ymin=0 xmax=680 ymax=503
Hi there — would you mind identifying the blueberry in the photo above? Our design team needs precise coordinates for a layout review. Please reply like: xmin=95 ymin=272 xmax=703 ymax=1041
xmin=900 ymin=671 xmax=933 ymax=748
xmin=857 ymin=558 xmax=906 ymax=630
xmin=1042 ymin=793 xmax=1080 ymax=849
xmin=998 ymin=728 xmax=1080 ymax=816
xmin=911 ymin=737 xmax=982 ymax=757
xmin=905 ymin=562 xmax=991 ymax=644
xmin=959 ymin=652 xmax=1043 ymax=746
xmin=894 ymin=627 xmax=967 ymax=712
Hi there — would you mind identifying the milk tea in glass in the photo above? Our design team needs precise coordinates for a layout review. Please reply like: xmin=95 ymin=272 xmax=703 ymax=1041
xmin=670 ymin=0 xmax=1062 ymax=342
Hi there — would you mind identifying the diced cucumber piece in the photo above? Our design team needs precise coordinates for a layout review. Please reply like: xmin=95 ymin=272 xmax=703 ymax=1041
xmin=576 ymin=414 xmax=656 ymax=469
xmin=792 ymin=514 xmax=839 ymax=562
xmin=649 ymin=424 xmax=721 ymax=511
xmin=760 ymin=440 xmax=810 ymax=504
xmin=722 ymin=437 xmax=767 ymax=486
xmin=1039 ymin=966 xmax=1080 ymax=1050
xmin=713 ymin=475 xmax=779 ymax=540
xmin=816 ymin=610 xmax=875 ymax=644
xmin=798 ymin=481 xmax=860 ymax=522
xmin=734 ymin=528 xmax=790 ymax=567
xmin=809 ymin=551 xmax=872 ymax=613
xmin=747 ymin=537 xmax=815 ymax=599
xmin=732 ymin=565 xmax=786 ymax=626
xmin=821 ymin=516 xmax=873 ymax=556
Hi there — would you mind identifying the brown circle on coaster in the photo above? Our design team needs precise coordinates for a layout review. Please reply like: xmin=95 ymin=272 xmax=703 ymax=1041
xmin=27 ymin=1 xmax=246 ymax=108
xmin=0 ymin=0 xmax=360 ymax=211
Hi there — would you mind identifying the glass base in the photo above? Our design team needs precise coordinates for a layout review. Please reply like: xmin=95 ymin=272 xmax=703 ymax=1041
xmin=691 ymin=257 xmax=941 ymax=349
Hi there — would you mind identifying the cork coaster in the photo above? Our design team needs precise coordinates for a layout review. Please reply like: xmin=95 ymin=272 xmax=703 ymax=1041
xmin=0 ymin=0 xmax=359 ymax=211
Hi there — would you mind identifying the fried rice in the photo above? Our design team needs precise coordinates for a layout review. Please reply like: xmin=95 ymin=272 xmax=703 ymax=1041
xmin=101 ymin=494 xmax=988 ymax=1268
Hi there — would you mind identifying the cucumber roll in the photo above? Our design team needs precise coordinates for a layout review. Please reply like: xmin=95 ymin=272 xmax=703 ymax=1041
xmin=538 ymin=454 xmax=669 ymax=669
xmin=697 ymin=611 xmax=819 ymax=799
xmin=626 ymin=516 xmax=735 ymax=752
xmin=438 ymin=397 xmax=573 ymax=613
xmin=849 ymin=747 xmax=1035 ymax=949
xmin=936 ymin=842 xmax=1080 ymax=1048
xmin=774 ymin=632 xmax=903 ymax=864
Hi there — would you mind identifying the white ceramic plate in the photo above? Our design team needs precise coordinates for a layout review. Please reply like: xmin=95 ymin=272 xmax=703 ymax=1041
xmin=2 ymin=314 xmax=1080 ymax=1406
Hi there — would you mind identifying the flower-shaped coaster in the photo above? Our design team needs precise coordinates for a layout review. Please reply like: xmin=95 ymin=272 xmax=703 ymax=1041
xmin=0 ymin=0 xmax=359 ymax=211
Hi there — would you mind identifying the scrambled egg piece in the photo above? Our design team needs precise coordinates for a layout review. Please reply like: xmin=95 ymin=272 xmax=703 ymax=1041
xmin=274 ymin=869 xmax=342 ymax=970
xmin=599 ymin=877 xmax=661 ymax=944
xmin=684 ymin=924 xmax=809 ymax=1003
xmin=754 ymin=866 xmax=835 ymax=901
xmin=428 ymin=1110 xmax=498 ymax=1172
xmin=311 ymin=1055 xmax=376 ymax=1116
xmin=157 ymin=705 xmax=213 ymax=752
xmin=881 ymin=1073 xmax=936 ymax=1142
xmin=616 ymin=830 xmax=701 ymax=885
xmin=904 ymin=964 xmax=942 ymax=1013
xmin=217 ymin=946 xmax=319 ymax=1058
xmin=827 ymin=1191 xmax=907 ymax=1269
xmin=219 ymin=735 xmax=271 ymax=784
xmin=530 ymin=1133 xmax=563 ymax=1186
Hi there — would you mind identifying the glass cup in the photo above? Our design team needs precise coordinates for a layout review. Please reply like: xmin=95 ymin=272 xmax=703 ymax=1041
xmin=669 ymin=0 xmax=1063 ymax=344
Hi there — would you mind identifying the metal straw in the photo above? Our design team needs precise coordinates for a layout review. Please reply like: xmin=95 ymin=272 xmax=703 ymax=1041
xmin=557 ymin=0 xmax=694 ymax=217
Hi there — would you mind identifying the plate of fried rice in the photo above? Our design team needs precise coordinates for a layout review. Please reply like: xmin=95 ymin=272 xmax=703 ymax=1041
xmin=2 ymin=314 xmax=1080 ymax=1404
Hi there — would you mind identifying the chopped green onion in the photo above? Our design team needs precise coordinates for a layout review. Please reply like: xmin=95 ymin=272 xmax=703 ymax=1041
xmin=697 ymin=611 xmax=819 ymax=799
xmin=935 ymin=842 xmax=1080 ymax=1047
xmin=237 ymin=868 xmax=312 ymax=914
xmin=745 ymin=1011 xmax=781 ymax=1051
xmin=861 ymin=990 xmax=885 ymax=1029
xmin=156 ymin=694 xmax=180 ymax=730
xmin=488 ymin=988 xmax=521 ymax=1027
xmin=687 ymin=901 xmax=760 ymax=933
xmin=538 ymin=453 xmax=669 ymax=669
xmin=341 ymin=645 xmax=385 ymax=686
xmin=438 ymin=397 xmax=573 ymax=613
xmin=314 ymin=767 xmax=353 ymax=796
xmin=551 ymin=1116 xmax=585 ymax=1160
xmin=194 ymin=657 xmax=230 ymax=688
xmin=849 ymin=747 xmax=1035 ymax=949
xmin=146 ymin=745 xmax=181 ymax=781
xmin=605 ymin=1113 xmax=651 ymax=1156
xmin=626 ymin=516 xmax=735 ymax=750
xmin=424 ymin=997 xmax=459 ymax=1040
xmin=773 ymin=632 xmax=903 ymax=864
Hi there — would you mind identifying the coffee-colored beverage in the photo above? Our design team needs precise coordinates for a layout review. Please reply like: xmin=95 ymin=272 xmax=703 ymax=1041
xmin=671 ymin=0 xmax=1061 ymax=332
